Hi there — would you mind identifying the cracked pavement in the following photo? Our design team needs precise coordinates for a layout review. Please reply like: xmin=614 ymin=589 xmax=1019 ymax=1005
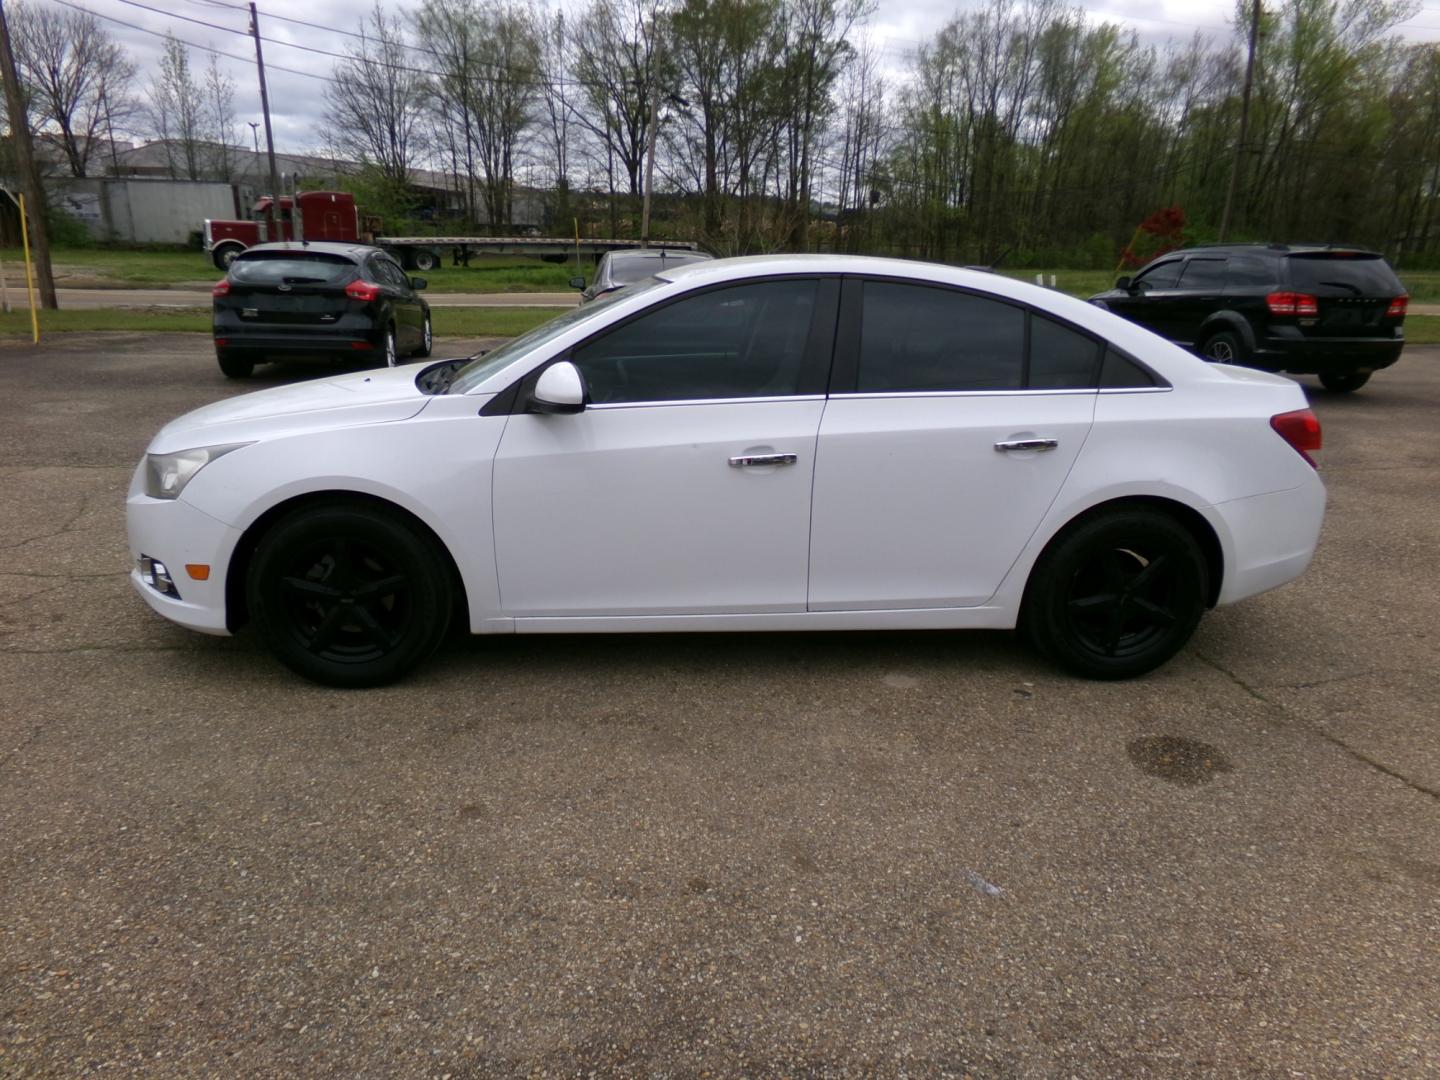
xmin=1 ymin=333 xmax=1437 ymax=1077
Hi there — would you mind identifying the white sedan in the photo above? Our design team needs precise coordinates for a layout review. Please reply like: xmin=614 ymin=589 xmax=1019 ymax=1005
xmin=127 ymin=255 xmax=1326 ymax=687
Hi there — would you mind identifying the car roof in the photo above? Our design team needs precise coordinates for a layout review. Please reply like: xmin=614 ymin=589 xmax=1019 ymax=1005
xmin=1170 ymin=242 xmax=1383 ymax=258
xmin=238 ymin=241 xmax=378 ymax=261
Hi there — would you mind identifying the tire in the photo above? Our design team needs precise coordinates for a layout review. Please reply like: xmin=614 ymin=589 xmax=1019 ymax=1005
xmin=216 ymin=349 xmax=254 ymax=379
xmin=246 ymin=504 xmax=452 ymax=687
xmin=212 ymin=244 xmax=243 ymax=270
xmin=411 ymin=249 xmax=439 ymax=272
xmin=414 ymin=313 xmax=432 ymax=358
xmin=1200 ymin=330 xmax=1245 ymax=365
xmin=1319 ymin=371 xmax=1370 ymax=393
xmin=1022 ymin=508 xmax=1209 ymax=680
xmin=382 ymin=324 xmax=398 ymax=367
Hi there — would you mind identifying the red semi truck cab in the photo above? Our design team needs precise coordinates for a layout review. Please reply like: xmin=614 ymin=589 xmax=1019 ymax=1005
xmin=203 ymin=191 xmax=362 ymax=269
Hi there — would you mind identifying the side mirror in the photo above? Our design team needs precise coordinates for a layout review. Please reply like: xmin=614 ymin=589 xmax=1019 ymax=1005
xmin=568 ymin=275 xmax=586 ymax=290
xmin=410 ymin=277 xmax=428 ymax=290
xmin=531 ymin=361 xmax=585 ymax=414
xmin=1115 ymin=276 xmax=1133 ymax=291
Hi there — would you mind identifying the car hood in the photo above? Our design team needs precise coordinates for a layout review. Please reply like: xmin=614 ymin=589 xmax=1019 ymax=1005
xmin=148 ymin=364 xmax=431 ymax=453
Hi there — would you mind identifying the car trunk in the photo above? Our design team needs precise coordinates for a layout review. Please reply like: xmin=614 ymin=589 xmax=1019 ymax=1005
xmin=219 ymin=253 xmax=360 ymax=328
xmin=1286 ymin=252 xmax=1404 ymax=337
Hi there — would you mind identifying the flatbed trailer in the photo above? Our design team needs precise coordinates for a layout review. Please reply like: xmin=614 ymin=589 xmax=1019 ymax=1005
xmin=372 ymin=235 xmax=701 ymax=271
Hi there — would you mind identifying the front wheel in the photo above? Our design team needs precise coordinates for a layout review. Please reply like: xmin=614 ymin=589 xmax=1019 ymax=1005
xmin=1200 ymin=330 xmax=1245 ymax=365
xmin=1319 ymin=371 xmax=1370 ymax=393
xmin=1022 ymin=509 xmax=1209 ymax=680
xmin=247 ymin=504 xmax=452 ymax=687
xmin=212 ymin=244 xmax=243 ymax=270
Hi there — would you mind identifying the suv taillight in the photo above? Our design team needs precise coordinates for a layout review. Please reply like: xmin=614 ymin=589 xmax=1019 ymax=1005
xmin=211 ymin=280 xmax=230 ymax=298
xmin=1386 ymin=295 xmax=1408 ymax=318
xmin=1270 ymin=409 xmax=1322 ymax=468
xmin=1266 ymin=291 xmax=1318 ymax=317
xmin=346 ymin=280 xmax=382 ymax=303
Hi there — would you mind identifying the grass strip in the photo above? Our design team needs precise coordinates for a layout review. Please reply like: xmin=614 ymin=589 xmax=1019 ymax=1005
xmin=0 ymin=306 xmax=559 ymax=338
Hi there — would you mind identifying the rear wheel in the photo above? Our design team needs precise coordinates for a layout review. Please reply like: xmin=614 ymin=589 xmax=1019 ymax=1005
xmin=1319 ymin=371 xmax=1370 ymax=393
xmin=414 ymin=314 xmax=433 ymax=358
xmin=1022 ymin=509 xmax=1209 ymax=680
xmin=247 ymin=504 xmax=452 ymax=687
xmin=383 ymin=325 xmax=398 ymax=367
xmin=216 ymin=349 xmax=254 ymax=379
xmin=1200 ymin=330 xmax=1244 ymax=365
xmin=411 ymin=249 xmax=439 ymax=272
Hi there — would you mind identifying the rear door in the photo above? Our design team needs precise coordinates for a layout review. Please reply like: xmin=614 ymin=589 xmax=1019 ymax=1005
xmin=808 ymin=279 xmax=1099 ymax=611
xmin=1172 ymin=255 xmax=1228 ymax=345
xmin=370 ymin=255 xmax=422 ymax=349
xmin=1286 ymin=253 xmax=1405 ymax=338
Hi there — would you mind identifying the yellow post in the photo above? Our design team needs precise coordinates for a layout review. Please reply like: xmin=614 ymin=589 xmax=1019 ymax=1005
xmin=18 ymin=192 xmax=40 ymax=344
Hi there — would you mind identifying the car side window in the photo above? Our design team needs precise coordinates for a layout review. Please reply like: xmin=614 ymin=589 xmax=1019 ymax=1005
xmin=1135 ymin=260 xmax=1182 ymax=290
xmin=377 ymin=259 xmax=408 ymax=289
xmin=857 ymin=282 xmax=1024 ymax=392
xmin=570 ymin=279 xmax=819 ymax=404
xmin=1179 ymin=257 xmax=1227 ymax=288
xmin=1225 ymin=254 xmax=1273 ymax=287
xmin=1029 ymin=314 xmax=1102 ymax=389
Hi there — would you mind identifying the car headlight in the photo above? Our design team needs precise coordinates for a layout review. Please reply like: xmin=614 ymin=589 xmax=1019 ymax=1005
xmin=144 ymin=443 xmax=252 ymax=500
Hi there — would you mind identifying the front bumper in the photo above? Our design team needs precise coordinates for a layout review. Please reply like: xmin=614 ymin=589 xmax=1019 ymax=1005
xmin=126 ymin=464 xmax=242 ymax=635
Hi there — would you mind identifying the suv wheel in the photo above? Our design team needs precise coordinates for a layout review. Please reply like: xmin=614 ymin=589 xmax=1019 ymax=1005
xmin=1319 ymin=371 xmax=1370 ymax=393
xmin=1201 ymin=330 xmax=1245 ymax=365
xmin=216 ymin=349 xmax=254 ymax=379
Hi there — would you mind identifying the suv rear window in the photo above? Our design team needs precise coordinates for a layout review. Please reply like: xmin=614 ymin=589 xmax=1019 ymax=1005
xmin=230 ymin=253 xmax=355 ymax=284
xmin=1286 ymin=254 xmax=1402 ymax=296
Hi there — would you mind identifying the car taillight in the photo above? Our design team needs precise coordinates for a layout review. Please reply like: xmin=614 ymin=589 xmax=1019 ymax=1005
xmin=346 ymin=280 xmax=382 ymax=303
xmin=212 ymin=280 xmax=230 ymax=297
xmin=1266 ymin=291 xmax=1318 ymax=316
xmin=1270 ymin=408 xmax=1322 ymax=468
xmin=1386 ymin=295 xmax=1408 ymax=318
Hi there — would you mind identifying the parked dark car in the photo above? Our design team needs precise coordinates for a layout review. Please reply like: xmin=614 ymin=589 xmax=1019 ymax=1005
xmin=212 ymin=242 xmax=432 ymax=379
xmin=1089 ymin=243 xmax=1407 ymax=392
xmin=570 ymin=248 xmax=712 ymax=303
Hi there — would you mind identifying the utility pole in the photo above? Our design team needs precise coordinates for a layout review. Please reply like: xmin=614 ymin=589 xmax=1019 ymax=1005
xmin=249 ymin=3 xmax=282 ymax=236
xmin=1219 ymin=0 xmax=1261 ymax=242
xmin=0 ymin=0 xmax=57 ymax=308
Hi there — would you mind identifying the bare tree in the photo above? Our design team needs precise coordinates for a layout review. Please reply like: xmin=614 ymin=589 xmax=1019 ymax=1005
xmin=10 ymin=0 xmax=135 ymax=177
xmin=203 ymin=53 xmax=237 ymax=180
xmin=325 ymin=3 xmax=427 ymax=187
xmin=145 ymin=34 xmax=205 ymax=180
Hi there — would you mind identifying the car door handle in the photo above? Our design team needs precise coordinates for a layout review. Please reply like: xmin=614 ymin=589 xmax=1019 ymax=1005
xmin=994 ymin=438 xmax=1058 ymax=453
xmin=728 ymin=452 xmax=798 ymax=468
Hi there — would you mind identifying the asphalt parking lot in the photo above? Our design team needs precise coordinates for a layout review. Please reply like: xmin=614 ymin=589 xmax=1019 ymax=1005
xmin=1 ymin=333 xmax=1437 ymax=1077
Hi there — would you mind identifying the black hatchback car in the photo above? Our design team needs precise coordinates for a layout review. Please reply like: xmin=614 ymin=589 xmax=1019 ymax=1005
xmin=212 ymin=242 xmax=432 ymax=379
xmin=1090 ymin=243 xmax=1406 ymax=392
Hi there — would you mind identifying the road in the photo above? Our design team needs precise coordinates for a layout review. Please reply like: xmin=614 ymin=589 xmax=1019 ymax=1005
xmin=4 ymin=287 xmax=579 ymax=310
xmin=0 ymin=337 xmax=1437 ymax=1076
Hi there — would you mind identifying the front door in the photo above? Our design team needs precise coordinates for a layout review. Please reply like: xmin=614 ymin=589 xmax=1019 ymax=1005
xmin=492 ymin=277 xmax=836 ymax=617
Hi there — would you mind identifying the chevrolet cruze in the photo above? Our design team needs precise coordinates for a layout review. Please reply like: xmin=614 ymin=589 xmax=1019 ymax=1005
xmin=129 ymin=255 xmax=1326 ymax=686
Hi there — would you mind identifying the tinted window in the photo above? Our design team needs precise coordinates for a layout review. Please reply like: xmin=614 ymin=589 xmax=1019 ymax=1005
xmin=609 ymin=253 xmax=709 ymax=286
xmin=572 ymin=280 xmax=819 ymax=403
xmin=1030 ymin=315 xmax=1102 ymax=389
xmin=230 ymin=253 xmax=353 ymax=284
xmin=1287 ymin=254 xmax=1403 ymax=296
xmin=1100 ymin=347 xmax=1159 ymax=389
xmin=1136 ymin=260 xmax=1182 ymax=290
xmin=858 ymin=282 xmax=1023 ymax=391
xmin=1225 ymin=254 xmax=1273 ymax=286
xmin=372 ymin=258 xmax=408 ymax=288
xmin=1179 ymin=257 xmax=1227 ymax=288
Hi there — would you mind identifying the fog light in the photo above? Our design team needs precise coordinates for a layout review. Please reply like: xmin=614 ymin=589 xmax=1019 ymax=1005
xmin=138 ymin=554 xmax=182 ymax=599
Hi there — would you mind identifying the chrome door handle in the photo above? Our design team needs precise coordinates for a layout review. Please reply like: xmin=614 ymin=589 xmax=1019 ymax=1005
xmin=728 ymin=452 xmax=798 ymax=468
xmin=994 ymin=438 xmax=1059 ymax=453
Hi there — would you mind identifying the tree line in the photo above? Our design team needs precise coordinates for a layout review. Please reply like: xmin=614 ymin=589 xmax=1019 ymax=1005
xmin=6 ymin=0 xmax=1440 ymax=267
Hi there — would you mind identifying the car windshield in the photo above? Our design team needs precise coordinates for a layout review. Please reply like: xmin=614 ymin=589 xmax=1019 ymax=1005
xmin=610 ymin=253 xmax=707 ymax=286
xmin=1287 ymin=253 xmax=1402 ymax=296
xmin=447 ymin=280 xmax=664 ymax=395
xmin=230 ymin=253 xmax=354 ymax=284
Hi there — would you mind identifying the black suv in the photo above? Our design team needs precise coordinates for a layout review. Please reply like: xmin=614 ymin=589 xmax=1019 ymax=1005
xmin=1089 ymin=243 xmax=1407 ymax=392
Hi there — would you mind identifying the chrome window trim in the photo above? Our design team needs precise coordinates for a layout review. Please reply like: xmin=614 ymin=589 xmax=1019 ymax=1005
xmin=587 ymin=394 xmax=827 ymax=410
xmin=827 ymin=387 xmax=1172 ymax=400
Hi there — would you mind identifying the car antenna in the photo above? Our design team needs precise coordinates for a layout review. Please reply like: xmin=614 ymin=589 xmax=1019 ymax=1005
xmin=986 ymin=248 xmax=1011 ymax=272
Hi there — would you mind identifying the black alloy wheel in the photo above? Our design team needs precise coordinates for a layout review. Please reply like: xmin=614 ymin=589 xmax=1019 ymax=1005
xmin=1319 ymin=371 xmax=1371 ymax=393
xmin=1023 ymin=509 xmax=1209 ymax=680
xmin=248 ymin=505 xmax=451 ymax=687
xmin=1201 ymin=330 xmax=1244 ymax=365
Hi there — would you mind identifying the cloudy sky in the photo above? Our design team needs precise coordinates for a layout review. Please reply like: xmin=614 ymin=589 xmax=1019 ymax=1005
xmin=57 ymin=0 xmax=1440 ymax=154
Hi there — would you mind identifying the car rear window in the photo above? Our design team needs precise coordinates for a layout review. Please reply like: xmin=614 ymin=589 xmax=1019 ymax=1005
xmin=1286 ymin=254 xmax=1402 ymax=296
xmin=230 ymin=253 xmax=355 ymax=284
xmin=611 ymin=253 xmax=707 ymax=286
